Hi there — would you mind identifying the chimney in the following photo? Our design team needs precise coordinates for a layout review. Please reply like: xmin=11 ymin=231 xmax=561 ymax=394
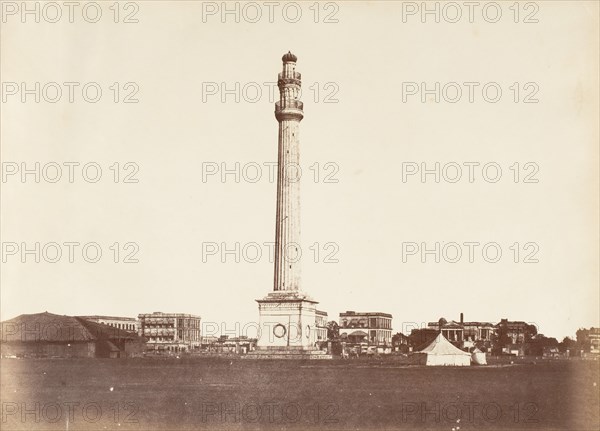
xmin=460 ymin=313 xmax=464 ymax=324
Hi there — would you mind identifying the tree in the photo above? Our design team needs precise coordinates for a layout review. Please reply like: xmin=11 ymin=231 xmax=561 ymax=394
xmin=526 ymin=334 xmax=558 ymax=356
xmin=326 ymin=321 xmax=339 ymax=341
xmin=559 ymin=336 xmax=576 ymax=353
xmin=525 ymin=324 xmax=538 ymax=341
xmin=408 ymin=328 xmax=438 ymax=349
xmin=492 ymin=321 xmax=538 ymax=351
xmin=392 ymin=332 xmax=409 ymax=353
xmin=392 ymin=332 xmax=407 ymax=345
xmin=576 ymin=328 xmax=591 ymax=352
xmin=492 ymin=321 xmax=512 ymax=351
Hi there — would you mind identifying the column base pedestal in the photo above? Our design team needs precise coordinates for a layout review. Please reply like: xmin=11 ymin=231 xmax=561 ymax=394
xmin=250 ymin=291 xmax=331 ymax=359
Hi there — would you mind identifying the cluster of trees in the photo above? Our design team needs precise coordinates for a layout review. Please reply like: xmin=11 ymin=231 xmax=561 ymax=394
xmin=564 ymin=328 xmax=596 ymax=353
xmin=494 ymin=322 xmax=538 ymax=345
xmin=404 ymin=328 xmax=437 ymax=350
xmin=518 ymin=331 xmax=593 ymax=356
xmin=494 ymin=326 xmax=594 ymax=355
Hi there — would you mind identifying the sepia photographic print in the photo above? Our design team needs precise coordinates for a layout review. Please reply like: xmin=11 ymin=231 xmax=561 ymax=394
xmin=1 ymin=1 xmax=599 ymax=430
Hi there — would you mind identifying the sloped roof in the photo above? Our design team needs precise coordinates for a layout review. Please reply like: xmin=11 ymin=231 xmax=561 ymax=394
xmin=1 ymin=312 xmax=141 ymax=343
xmin=78 ymin=317 xmax=142 ymax=341
xmin=418 ymin=333 xmax=470 ymax=356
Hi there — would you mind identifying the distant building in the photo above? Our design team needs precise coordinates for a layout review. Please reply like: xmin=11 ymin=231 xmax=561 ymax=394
xmin=78 ymin=315 xmax=139 ymax=333
xmin=0 ymin=312 xmax=145 ymax=358
xmin=199 ymin=336 xmax=256 ymax=354
xmin=339 ymin=311 xmax=392 ymax=347
xmin=201 ymin=336 xmax=219 ymax=348
xmin=428 ymin=314 xmax=494 ymax=349
xmin=315 ymin=310 xmax=328 ymax=344
xmin=590 ymin=328 xmax=600 ymax=355
xmin=462 ymin=322 xmax=495 ymax=346
xmin=216 ymin=336 xmax=256 ymax=354
xmin=428 ymin=320 xmax=464 ymax=343
xmin=138 ymin=312 xmax=201 ymax=352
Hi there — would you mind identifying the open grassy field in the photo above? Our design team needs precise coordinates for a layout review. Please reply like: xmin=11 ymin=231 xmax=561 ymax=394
xmin=1 ymin=357 xmax=598 ymax=430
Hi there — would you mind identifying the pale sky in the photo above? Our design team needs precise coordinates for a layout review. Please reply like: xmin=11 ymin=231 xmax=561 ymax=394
xmin=1 ymin=1 xmax=598 ymax=341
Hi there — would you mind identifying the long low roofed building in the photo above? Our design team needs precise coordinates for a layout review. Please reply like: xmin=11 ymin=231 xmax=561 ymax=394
xmin=0 ymin=312 xmax=146 ymax=358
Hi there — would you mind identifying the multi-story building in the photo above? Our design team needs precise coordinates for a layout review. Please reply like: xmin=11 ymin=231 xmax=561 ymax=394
xmin=315 ymin=310 xmax=328 ymax=345
xmin=78 ymin=315 xmax=139 ymax=333
xmin=138 ymin=312 xmax=201 ymax=352
xmin=339 ymin=311 xmax=392 ymax=347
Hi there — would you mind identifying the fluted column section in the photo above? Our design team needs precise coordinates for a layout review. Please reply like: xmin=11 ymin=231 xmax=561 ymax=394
xmin=274 ymin=119 xmax=301 ymax=291
xmin=273 ymin=52 xmax=303 ymax=292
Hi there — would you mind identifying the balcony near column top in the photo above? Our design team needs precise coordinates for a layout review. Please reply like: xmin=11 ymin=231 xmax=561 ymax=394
xmin=278 ymin=72 xmax=301 ymax=81
xmin=275 ymin=100 xmax=303 ymax=111
xmin=275 ymin=100 xmax=304 ymax=122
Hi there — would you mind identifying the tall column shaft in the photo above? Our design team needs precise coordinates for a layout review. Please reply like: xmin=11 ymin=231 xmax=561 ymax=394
xmin=274 ymin=119 xmax=301 ymax=291
xmin=273 ymin=52 xmax=303 ymax=292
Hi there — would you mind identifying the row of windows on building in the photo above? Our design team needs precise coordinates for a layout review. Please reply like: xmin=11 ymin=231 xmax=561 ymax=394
xmin=104 ymin=322 xmax=136 ymax=331
xmin=147 ymin=337 xmax=175 ymax=342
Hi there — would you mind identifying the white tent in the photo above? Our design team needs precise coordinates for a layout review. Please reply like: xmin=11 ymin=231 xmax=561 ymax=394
xmin=412 ymin=333 xmax=471 ymax=366
xmin=471 ymin=347 xmax=487 ymax=365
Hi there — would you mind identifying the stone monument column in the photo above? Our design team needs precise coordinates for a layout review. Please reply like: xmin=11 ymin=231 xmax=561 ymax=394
xmin=249 ymin=52 xmax=331 ymax=359
xmin=274 ymin=51 xmax=303 ymax=292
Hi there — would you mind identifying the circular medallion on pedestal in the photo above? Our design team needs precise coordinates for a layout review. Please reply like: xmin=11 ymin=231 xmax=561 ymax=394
xmin=273 ymin=324 xmax=287 ymax=338
xmin=305 ymin=325 xmax=311 ymax=339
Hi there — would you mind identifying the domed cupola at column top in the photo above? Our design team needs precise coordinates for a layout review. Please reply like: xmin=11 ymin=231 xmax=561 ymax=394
xmin=282 ymin=51 xmax=297 ymax=62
